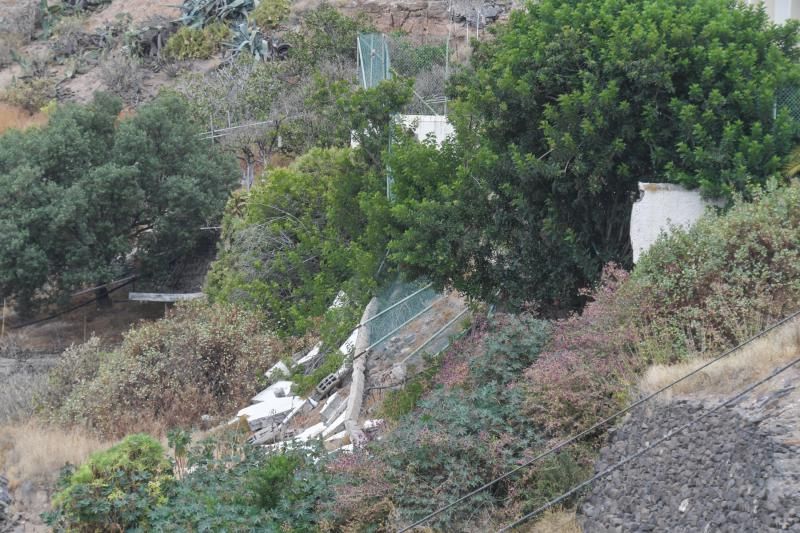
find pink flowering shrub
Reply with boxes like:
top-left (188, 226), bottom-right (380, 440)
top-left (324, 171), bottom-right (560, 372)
top-left (524, 264), bottom-right (644, 434)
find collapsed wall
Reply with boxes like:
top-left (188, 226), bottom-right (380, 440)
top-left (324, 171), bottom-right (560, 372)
top-left (580, 395), bottom-right (800, 532)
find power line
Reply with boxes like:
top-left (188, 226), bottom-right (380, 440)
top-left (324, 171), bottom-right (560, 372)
top-left (497, 352), bottom-right (800, 531)
top-left (398, 307), bottom-right (800, 531)
top-left (8, 277), bottom-right (138, 330)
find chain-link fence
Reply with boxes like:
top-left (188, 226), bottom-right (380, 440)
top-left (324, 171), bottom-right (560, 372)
top-left (362, 278), bottom-right (469, 390)
top-left (775, 86), bottom-right (800, 122)
top-left (357, 32), bottom-right (451, 116)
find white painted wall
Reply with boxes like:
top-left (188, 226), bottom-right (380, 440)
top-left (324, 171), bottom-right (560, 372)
top-left (397, 115), bottom-right (455, 146)
top-left (630, 182), bottom-right (721, 263)
top-left (748, 0), bottom-right (800, 23)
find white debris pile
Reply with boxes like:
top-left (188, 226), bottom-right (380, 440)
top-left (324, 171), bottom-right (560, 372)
top-left (232, 305), bottom-right (363, 451)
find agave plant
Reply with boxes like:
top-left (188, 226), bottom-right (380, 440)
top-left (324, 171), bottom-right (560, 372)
top-left (227, 21), bottom-right (289, 61)
top-left (180, 0), bottom-right (255, 28)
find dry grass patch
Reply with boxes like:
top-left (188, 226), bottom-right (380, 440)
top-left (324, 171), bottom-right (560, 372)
top-left (0, 420), bottom-right (112, 488)
top-left (0, 102), bottom-right (47, 134)
top-left (520, 508), bottom-right (582, 532)
top-left (640, 317), bottom-right (800, 399)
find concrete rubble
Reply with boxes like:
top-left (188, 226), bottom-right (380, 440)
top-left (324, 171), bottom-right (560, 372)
top-left (233, 284), bottom-right (469, 454)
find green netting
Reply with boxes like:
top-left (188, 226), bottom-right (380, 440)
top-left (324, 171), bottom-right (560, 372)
top-left (776, 86), bottom-right (800, 122)
top-left (357, 33), bottom-right (391, 90)
top-left (368, 279), bottom-right (439, 345)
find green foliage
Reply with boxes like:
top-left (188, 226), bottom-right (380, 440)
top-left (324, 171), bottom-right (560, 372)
top-left (180, 0), bottom-right (254, 28)
top-left (247, 454), bottom-right (300, 510)
top-left (291, 352), bottom-right (344, 397)
top-left (389, 0), bottom-right (800, 307)
top-left (164, 23), bottom-right (230, 60)
top-left (288, 4), bottom-right (375, 67)
top-left (0, 93), bottom-right (238, 314)
top-left (326, 314), bottom-right (559, 530)
top-left (379, 380), bottom-right (424, 421)
top-left (38, 301), bottom-right (306, 437)
top-left (45, 434), bottom-right (173, 532)
top-left (629, 179), bottom-right (800, 357)
top-left (148, 433), bottom-right (333, 531)
top-left (206, 146), bottom-right (392, 334)
top-left (251, 0), bottom-right (290, 31)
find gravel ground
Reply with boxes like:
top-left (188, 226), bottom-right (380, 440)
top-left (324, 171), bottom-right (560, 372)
top-left (580, 377), bottom-right (800, 532)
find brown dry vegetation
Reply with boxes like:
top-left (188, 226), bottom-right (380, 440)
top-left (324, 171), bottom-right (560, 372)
top-left (0, 421), bottom-right (111, 488)
top-left (639, 316), bottom-right (800, 399)
top-left (520, 509), bottom-right (582, 533)
top-left (0, 102), bottom-right (47, 134)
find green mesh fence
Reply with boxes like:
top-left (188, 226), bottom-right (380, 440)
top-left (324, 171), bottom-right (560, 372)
top-left (357, 33), bottom-right (390, 90)
top-left (387, 34), bottom-right (449, 115)
top-left (368, 279), bottom-right (440, 345)
top-left (776, 86), bottom-right (800, 122)
top-left (358, 32), bottom-right (451, 115)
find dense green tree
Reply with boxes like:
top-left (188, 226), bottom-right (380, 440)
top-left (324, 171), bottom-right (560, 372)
top-left (205, 78), bottom-right (411, 334)
top-left (389, 0), bottom-right (800, 306)
top-left (0, 93), bottom-right (238, 314)
top-left (206, 146), bottom-right (390, 334)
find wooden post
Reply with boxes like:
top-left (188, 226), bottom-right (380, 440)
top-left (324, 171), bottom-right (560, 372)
top-left (1, 298), bottom-right (6, 337)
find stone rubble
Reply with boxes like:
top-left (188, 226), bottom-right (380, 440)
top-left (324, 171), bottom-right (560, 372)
top-left (580, 388), bottom-right (800, 533)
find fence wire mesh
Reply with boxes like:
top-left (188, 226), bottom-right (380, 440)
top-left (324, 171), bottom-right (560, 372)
top-left (775, 86), bottom-right (800, 122)
top-left (358, 32), bottom-right (451, 116)
top-left (368, 279), bottom-right (440, 345)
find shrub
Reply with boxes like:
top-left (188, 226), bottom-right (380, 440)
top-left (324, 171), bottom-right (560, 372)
top-left (1, 78), bottom-right (56, 114)
top-left (45, 434), bottom-right (172, 532)
top-left (99, 51), bottom-right (144, 103)
top-left (251, 0), bottom-right (290, 31)
top-left (163, 23), bottom-right (230, 60)
top-left (247, 454), bottom-right (300, 510)
top-left (524, 264), bottom-right (643, 435)
top-left (0, 372), bottom-right (48, 424)
top-left (206, 147), bottom-right (389, 335)
top-left (39, 302), bottom-right (309, 437)
top-left (148, 434), bottom-right (333, 531)
top-left (324, 313), bottom-right (558, 530)
top-left (51, 15), bottom-right (86, 57)
top-left (629, 179), bottom-right (800, 357)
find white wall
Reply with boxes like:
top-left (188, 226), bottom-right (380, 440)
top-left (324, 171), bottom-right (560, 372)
top-left (630, 182), bottom-right (722, 263)
top-left (397, 115), bottom-right (455, 146)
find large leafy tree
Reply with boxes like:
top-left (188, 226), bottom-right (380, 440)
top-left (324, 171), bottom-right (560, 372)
top-left (0, 93), bottom-right (238, 314)
top-left (389, 0), bottom-right (800, 306)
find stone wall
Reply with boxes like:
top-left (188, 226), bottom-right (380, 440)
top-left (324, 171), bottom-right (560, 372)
top-left (580, 397), bottom-right (800, 532)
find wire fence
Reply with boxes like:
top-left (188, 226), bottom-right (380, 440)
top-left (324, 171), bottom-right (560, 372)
top-left (775, 86), bottom-right (800, 121)
top-left (357, 32), bottom-right (452, 116)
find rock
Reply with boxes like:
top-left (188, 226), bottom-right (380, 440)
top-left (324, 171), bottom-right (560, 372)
top-left (579, 400), bottom-right (800, 532)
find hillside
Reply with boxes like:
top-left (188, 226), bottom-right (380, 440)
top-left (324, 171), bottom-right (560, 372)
top-left (0, 0), bottom-right (507, 113)
top-left (2, 0), bottom-right (800, 531)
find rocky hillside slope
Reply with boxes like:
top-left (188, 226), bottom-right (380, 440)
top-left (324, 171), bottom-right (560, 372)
top-left (580, 324), bottom-right (800, 532)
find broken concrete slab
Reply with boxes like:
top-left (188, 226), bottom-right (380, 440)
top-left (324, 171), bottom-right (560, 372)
top-left (264, 360), bottom-right (289, 381)
top-left (237, 381), bottom-right (304, 431)
top-left (251, 380), bottom-right (293, 403)
top-left (320, 392), bottom-right (346, 424)
top-left (322, 410), bottom-right (348, 438)
top-left (296, 342), bottom-right (322, 367)
top-left (295, 422), bottom-right (326, 441)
